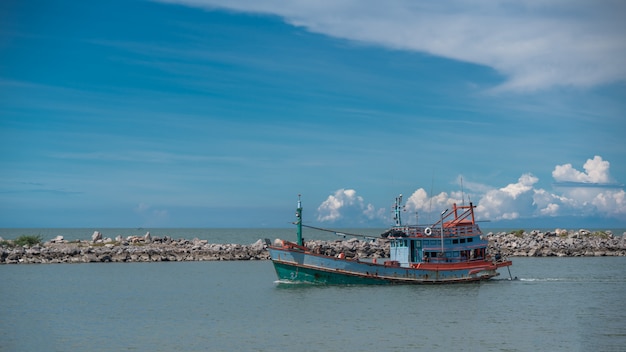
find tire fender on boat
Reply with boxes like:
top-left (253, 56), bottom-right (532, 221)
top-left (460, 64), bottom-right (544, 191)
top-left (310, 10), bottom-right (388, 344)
top-left (424, 227), bottom-right (432, 236)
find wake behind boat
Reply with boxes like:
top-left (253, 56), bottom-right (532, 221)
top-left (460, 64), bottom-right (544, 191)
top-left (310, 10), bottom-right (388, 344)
top-left (267, 195), bottom-right (513, 284)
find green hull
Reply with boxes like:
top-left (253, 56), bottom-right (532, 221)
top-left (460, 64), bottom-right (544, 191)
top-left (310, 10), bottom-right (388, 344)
top-left (273, 261), bottom-right (395, 285)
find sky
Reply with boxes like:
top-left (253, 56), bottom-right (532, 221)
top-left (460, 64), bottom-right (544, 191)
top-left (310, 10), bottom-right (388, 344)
top-left (1, 0), bottom-right (625, 228)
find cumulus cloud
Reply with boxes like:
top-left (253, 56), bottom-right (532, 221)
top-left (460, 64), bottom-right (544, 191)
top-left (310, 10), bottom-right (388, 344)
top-left (553, 155), bottom-right (612, 184)
top-left (316, 156), bottom-right (625, 225)
top-left (317, 188), bottom-right (383, 224)
top-left (403, 174), bottom-right (542, 222)
top-left (474, 174), bottom-right (539, 221)
top-left (405, 189), bottom-right (462, 214)
top-left (592, 190), bottom-right (626, 217)
top-left (532, 189), bottom-right (566, 217)
top-left (470, 162), bottom-right (624, 221)
top-left (549, 156), bottom-right (626, 216)
top-left (158, 0), bottom-right (626, 91)
top-left (500, 173), bottom-right (538, 199)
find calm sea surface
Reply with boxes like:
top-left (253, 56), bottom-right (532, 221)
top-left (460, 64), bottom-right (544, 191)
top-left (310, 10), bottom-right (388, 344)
top-left (1, 229), bottom-right (625, 351)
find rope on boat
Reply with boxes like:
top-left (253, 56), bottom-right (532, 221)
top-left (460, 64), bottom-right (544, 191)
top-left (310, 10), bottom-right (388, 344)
top-left (300, 224), bottom-right (379, 240)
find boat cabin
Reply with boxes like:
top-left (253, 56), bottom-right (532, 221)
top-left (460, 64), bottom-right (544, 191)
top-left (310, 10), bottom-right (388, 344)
top-left (389, 234), bottom-right (488, 267)
top-left (387, 202), bottom-right (489, 267)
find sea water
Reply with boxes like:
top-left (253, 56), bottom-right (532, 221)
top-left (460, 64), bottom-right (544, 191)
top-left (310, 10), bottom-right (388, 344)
top-left (1, 256), bottom-right (625, 351)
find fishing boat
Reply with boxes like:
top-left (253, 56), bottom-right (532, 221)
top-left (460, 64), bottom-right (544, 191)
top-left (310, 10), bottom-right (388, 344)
top-left (267, 195), bottom-right (513, 284)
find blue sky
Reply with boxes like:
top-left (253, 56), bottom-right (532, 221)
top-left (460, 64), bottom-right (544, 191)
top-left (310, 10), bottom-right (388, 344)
top-left (1, 0), bottom-right (625, 228)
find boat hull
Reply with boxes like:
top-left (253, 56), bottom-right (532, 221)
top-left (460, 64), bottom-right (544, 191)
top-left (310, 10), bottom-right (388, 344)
top-left (273, 261), bottom-right (391, 285)
top-left (268, 246), bottom-right (510, 285)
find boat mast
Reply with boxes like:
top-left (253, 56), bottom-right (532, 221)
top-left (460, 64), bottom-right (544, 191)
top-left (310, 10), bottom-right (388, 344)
top-left (440, 208), bottom-right (448, 255)
top-left (393, 194), bottom-right (403, 226)
top-left (296, 194), bottom-right (303, 246)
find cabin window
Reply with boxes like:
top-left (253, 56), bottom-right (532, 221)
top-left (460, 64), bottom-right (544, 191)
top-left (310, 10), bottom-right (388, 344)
top-left (468, 237), bottom-right (474, 243)
top-left (444, 239), bottom-right (451, 245)
top-left (460, 238), bottom-right (466, 244)
top-left (414, 240), bottom-right (421, 248)
top-left (452, 239), bottom-right (459, 244)
top-left (453, 252), bottom-right (459, 257)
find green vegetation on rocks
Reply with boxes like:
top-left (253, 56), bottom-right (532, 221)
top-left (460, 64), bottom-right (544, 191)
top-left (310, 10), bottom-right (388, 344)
top-left (1, 235), bottom-right (43, 248)
top-left (512, 229), bottom-right (525, 237)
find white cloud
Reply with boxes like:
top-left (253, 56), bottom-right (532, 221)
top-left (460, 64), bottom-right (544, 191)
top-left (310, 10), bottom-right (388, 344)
top-left (549, 156), bottom-right (626, 216)
top-left (158, 0), bottom-right (626, 91)
top-left (405, 189), bottom-right (462, 214)
top-left (499, 173), bottom-right (538, 199)
top-left (317, 188), bottom-right (382, 223)
top-left (533, 189), bottom-right (565, 217)
top-left (553, 155), bottom-right (612, 183)
top-left (316, 155), bottom-right (625, 225)
top-left (540, 203), bottom-right (560, 217)
top-left (592, 190), bottom-right (626, 216)
top-left (474, 173), bottom-right (539, 221)
top-left (473, 164), bottom-right (625, 221)
top-left (404, 188), bottom-right (429, 210)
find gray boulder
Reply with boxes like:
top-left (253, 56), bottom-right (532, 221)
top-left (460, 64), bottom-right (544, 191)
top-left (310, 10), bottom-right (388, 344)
top-left (91, 231), bottom-right (102, 243)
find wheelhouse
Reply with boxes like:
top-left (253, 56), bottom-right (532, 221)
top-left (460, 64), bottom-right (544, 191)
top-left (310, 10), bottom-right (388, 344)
top-left (388, 202), bottom-right (490, 267)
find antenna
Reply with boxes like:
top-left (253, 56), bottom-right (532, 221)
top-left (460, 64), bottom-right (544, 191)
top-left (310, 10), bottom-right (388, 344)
top-left (429, 174), bottom-right (434, 224)
top-left (460, 176), bottom-right (465, 205)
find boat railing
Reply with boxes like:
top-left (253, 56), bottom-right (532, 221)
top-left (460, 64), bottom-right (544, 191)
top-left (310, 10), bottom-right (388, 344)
top-left (395, 224), bottom-right (481, 238)
top-left (444, 224), bottom-right (481, 237)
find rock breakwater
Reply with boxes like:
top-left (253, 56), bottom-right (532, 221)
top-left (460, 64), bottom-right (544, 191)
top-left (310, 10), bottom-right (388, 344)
top-left (487, 229), bottom-right (626, 257)
top-left (1, 229), bottom-right (624, 264)
top-left (296, 229), bottom-right (625, 260)
top-left (1, 233), bottom-right (271, 264)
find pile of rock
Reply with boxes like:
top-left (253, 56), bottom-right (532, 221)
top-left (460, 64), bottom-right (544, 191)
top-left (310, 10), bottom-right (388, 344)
top-left (301, 230), bottom-right (626, 259)
top-left (1, 234), bottom-right (270, 264)
top-left (1, 229), bottom-right (624, 264)
top-left (487, 229), bottom-right (626, 257)
top-left (301, 237), bottom-right (389, 259)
